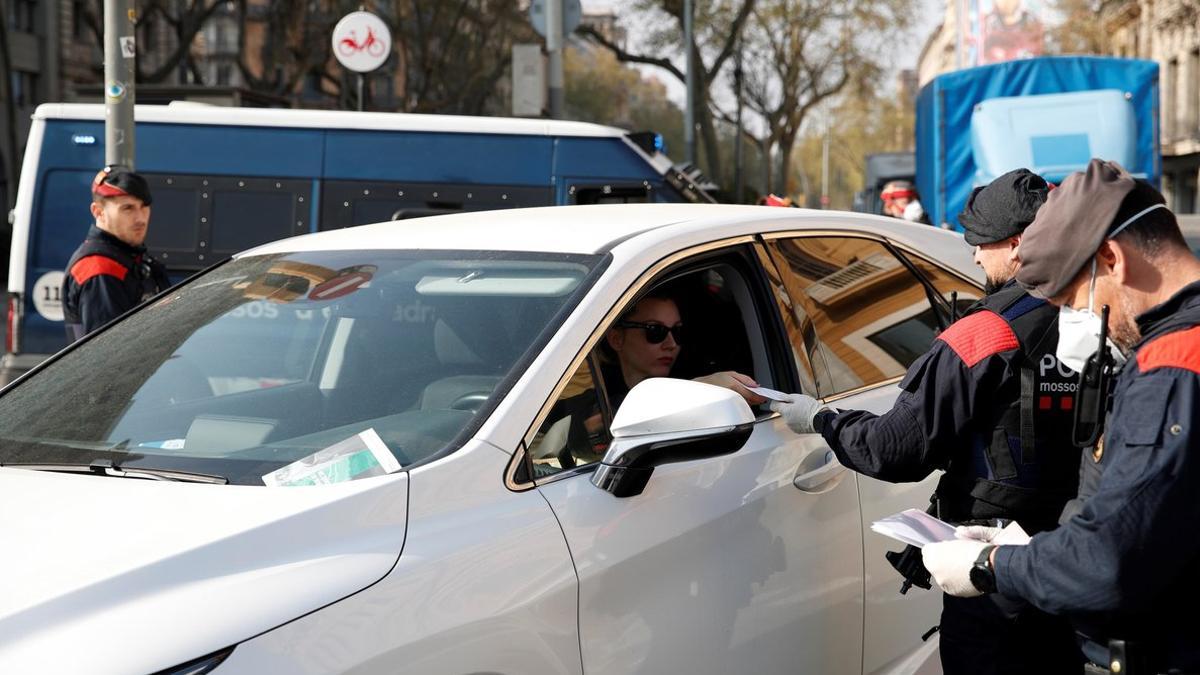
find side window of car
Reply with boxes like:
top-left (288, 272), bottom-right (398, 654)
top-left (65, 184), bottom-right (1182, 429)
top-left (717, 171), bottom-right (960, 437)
top-left (897, 249), bottom-right (983, 319)
top-left (527, 255), bottom-right (777, 480)
top-left (527, 356), bottom-right (612, 478)
top-left (764, 236), bottom-right (950, 397)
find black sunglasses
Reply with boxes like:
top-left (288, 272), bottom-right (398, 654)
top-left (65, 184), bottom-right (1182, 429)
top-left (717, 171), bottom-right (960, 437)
top-left (618, 320), bottom-right (684, 345)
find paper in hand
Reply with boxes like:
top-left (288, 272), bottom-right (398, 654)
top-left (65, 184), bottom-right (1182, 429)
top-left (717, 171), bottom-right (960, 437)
top-left (745, 385), bottom-right (792, 402)
top-left (992, 521), bottom-right (1031, 545)
top-left (871, 509), bottom-right (1034, 549)
top-left (870, 508), bottom-right (958, 548)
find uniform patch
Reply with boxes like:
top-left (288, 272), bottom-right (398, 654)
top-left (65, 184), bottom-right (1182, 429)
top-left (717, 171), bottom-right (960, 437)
top-left (1136, 325), bottom-right (1200, 375)
top-left (69, 255), bottom-right (128, 285)
top-left (937, 310), bottom-right (1020, 367)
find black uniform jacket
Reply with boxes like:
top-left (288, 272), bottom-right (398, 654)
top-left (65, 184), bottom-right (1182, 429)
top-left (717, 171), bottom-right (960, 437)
top-left (813, 281), bottom-right (1079, 531)
top-left (994, 281), bottom-right (1200, 670)
top-left (62, 225), bottom-right (169, 342)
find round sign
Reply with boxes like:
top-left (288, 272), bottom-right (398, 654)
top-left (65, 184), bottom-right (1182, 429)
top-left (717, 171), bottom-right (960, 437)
top-left (530, 0), bottom-right (582, 38)
top-left (308, 265), bottom-right (376, 301)
top-left (32, 271), bottom-right (65, 322)
top-left (331, 11), bottom-right (392, 73)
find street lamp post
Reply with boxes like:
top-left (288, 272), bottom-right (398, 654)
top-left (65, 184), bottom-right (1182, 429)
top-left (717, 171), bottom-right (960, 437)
top-left (546, 0), bottom-right (564, 119)
top-left (684, 0), bottom-right (695, 166)
top-left (734, 39), bottom-right (744, 203)
top-left (104, 0), bottom-right (137, 168)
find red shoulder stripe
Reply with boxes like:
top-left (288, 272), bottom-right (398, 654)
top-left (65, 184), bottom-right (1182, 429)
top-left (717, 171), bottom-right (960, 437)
top-left (1136, 325), bottom-right (1200, 375)
top-left (70, 255), bottom-right (127, 285)
top-left (936, 310), bottom-right (1019, 367)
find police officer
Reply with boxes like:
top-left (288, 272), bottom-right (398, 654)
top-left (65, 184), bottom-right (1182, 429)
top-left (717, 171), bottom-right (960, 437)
top-left (924, 159), bottom-right (1200, 673)
top-left (771, 169), bottom-right (1083, 674)
top-left (62, 166), bottom-right (169, 342)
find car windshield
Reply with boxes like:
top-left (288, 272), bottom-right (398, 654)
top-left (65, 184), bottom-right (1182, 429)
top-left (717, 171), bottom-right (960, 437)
top-left (0, 250), bottom-right (599, 485)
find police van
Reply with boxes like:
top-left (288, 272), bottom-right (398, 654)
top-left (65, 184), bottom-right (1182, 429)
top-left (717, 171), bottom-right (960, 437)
top-left (4, 103), bottom-right (707, 380)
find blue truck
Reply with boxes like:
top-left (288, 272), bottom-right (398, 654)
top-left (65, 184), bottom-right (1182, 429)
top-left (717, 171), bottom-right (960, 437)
top-left (914, 55), bottom-right (1160, 229)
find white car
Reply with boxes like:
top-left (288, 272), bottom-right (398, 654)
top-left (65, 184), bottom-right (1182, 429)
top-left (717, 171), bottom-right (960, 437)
top-left (0, 204), bottom-right (980, 675)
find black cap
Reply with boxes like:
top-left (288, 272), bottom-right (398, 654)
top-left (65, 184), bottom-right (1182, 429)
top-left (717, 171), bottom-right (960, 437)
top-left (92, 165), bottom-right (152, 206)
top-left (958, 168), bottom-right (1049, 246)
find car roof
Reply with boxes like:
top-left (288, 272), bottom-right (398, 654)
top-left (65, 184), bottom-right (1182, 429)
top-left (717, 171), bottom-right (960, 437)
top-left (241, 204), bottom-right (975, 272)
top-left (33, 103), bottom-right (628, 138)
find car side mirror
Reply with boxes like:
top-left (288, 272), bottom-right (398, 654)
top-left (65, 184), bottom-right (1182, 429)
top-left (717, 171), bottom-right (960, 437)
top-left (591, 378), bottom-right (755, 498)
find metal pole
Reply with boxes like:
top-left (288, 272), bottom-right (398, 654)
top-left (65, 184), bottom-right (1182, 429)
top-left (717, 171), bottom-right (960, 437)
top-left (684, 0), bottom-right (695, 166)
top-left (734, 40), bottom-right (744, 203)
top-left (0, 3), bottom-right (20, 212)
top-left (357, 73), bottom-right (364, 112)
top-left (546, 0), bottom-right (564, 118)
top-left (821, 123), bottom-right (830, 209)
top-left (104, 0), bottom-right (136, 168)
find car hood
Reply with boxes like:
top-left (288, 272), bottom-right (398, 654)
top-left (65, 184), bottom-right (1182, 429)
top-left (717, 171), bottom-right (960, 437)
top-left (0, 467), bottom-right (408, 674)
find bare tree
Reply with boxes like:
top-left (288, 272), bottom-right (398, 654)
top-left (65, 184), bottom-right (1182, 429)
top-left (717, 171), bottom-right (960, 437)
top-left (74, 0), bottom-right (229, 83)
top-left (579, 0), bottom-right (758, 182)
top-left (233, 0), bottom-right (340, 99)
top-left (391, 0), bottom-right (534, 114)
top-left (231, 1), bottom-right (530, 113)
top-left (741, 0), bottom-right (915, 194)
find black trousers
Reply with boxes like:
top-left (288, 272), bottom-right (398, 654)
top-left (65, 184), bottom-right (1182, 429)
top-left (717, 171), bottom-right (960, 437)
top-left (939, 594), bottom-right (1084, 675)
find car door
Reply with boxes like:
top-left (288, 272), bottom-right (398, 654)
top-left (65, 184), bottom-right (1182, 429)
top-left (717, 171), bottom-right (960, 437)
top-left (523, 245), bottom-right (865, 675)
top-left (760, 232), bottom-right (980, 672)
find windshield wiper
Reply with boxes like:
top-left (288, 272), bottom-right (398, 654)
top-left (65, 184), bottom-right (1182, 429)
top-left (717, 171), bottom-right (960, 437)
top-left (0, 459), bottom-right (228, 484)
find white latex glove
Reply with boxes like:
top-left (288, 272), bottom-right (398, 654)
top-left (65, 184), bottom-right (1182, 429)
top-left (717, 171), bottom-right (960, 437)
top-left (922, 539), bottom-right (989, 598)
top-left (769, 393), bottom-right (822, 434)
top-left (955, 525), bottom-right (1001, 543)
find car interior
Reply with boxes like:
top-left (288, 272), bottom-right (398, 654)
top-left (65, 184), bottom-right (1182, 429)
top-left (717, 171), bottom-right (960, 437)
top-left (526, 255), bottom-right (774, 478)
top-left (63, 256), bottom-right (590, 484)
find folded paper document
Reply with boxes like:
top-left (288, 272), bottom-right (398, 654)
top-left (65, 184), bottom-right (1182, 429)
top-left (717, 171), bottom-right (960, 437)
top-left (871, 508), bottom-right (1031, 548)
top-left (746, 385), bottom-right (792, 402)
top-left (871, 509), bottom-right (957, 548)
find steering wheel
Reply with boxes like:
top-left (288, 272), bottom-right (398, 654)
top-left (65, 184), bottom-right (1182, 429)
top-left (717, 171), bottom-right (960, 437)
top-left (449, 392), bottom-right (489, 412)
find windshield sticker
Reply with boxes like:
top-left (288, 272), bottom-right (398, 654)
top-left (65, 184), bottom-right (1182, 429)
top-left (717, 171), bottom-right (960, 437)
top-left (262, 428), bottom-right (400, 487)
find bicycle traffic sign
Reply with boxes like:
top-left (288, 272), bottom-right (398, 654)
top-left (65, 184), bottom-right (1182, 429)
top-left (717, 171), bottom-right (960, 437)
top-left (332, 11), bottom-right (391, 73)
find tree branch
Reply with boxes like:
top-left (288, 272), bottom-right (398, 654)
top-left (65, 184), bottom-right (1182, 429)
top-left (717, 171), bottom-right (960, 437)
top-left (578, 24), bottom-right (685, 82)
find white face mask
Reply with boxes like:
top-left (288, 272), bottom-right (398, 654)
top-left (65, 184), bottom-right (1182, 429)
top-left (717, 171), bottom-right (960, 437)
top-left (902, 200), bottom-right (925, 223)
top-left (1054, 202), bottom-right (1168, 372)
top-left (1055, 259), bottom-right (1127, 374)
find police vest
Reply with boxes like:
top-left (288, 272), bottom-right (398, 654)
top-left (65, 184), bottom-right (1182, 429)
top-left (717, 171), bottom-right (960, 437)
top-left (934, 285), bottom-right (1082, 534)
top-left (63, 233), bottom-right (168, 331)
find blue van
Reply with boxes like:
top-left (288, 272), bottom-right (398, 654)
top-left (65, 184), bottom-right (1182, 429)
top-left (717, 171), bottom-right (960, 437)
top-left (4, 103), bottom-right (708, 379)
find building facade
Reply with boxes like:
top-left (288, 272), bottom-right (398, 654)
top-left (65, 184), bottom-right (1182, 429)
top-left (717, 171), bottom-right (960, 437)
top-left (917, 3), bottom-right (959, 87)
top-left (1104, 0), bottom-right (1200, 213)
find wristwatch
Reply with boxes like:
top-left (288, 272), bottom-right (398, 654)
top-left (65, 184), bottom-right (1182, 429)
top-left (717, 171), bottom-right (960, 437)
top-left (969, 545), bottom-right (998, 594)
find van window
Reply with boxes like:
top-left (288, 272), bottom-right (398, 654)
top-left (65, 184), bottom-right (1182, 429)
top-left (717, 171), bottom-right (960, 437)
top-left (320, 181), bottom-right (554, 229)
top-left (569, 182), bottom-right (652, 205)
top-left (765, 236), bottom-right (949, 397)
